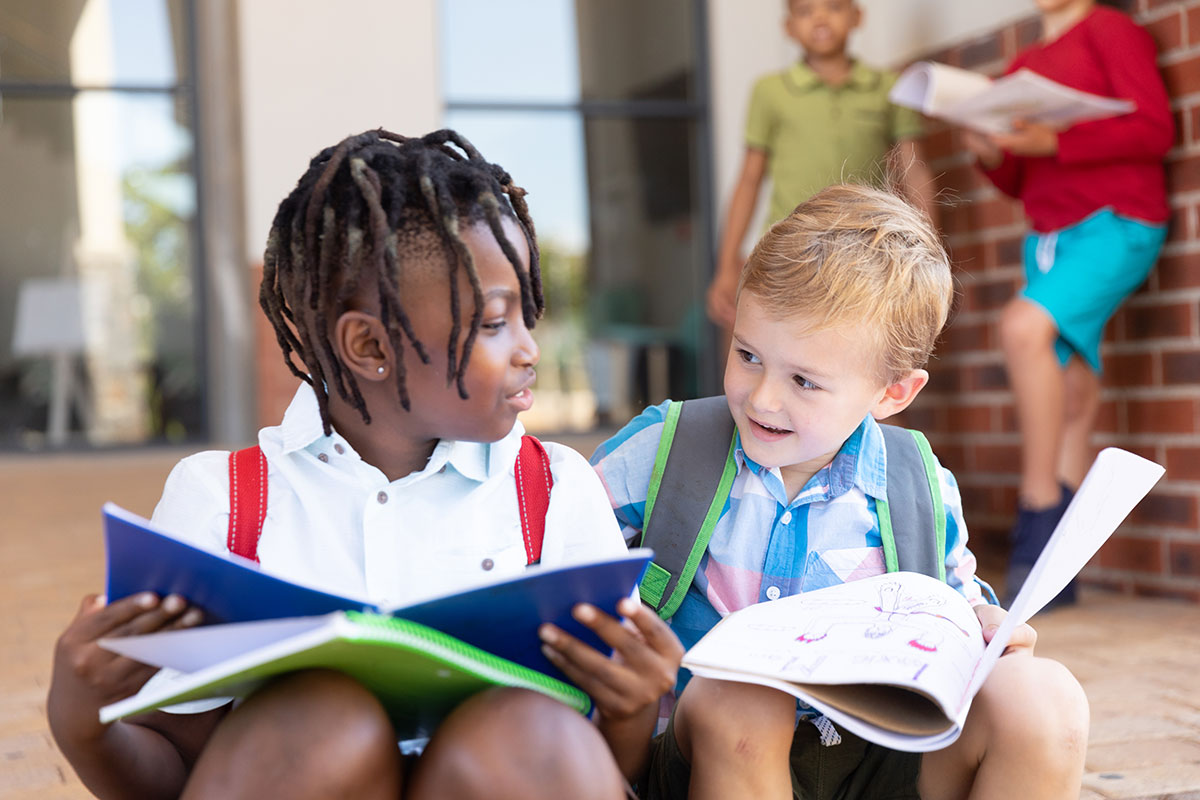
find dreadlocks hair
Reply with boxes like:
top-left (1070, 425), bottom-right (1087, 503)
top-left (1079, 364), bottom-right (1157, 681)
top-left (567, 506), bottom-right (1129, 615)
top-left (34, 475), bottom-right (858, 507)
top-left (260, 128), bottom-right (544, 436)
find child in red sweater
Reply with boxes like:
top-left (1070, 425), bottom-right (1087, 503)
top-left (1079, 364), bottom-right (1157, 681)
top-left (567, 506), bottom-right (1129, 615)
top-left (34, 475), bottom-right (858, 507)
top-left (964, 0), bottom-right (1172, 604)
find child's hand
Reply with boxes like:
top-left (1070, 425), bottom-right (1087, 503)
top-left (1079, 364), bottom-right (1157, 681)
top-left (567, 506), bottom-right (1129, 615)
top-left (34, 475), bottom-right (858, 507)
top-left (706, 269), bottom-right (739, 330)
top-left (974, 603), bottom-right (1037, 657)
top-left (48, 592), bottom-right (202, 748)
top-left (991, 119), bottom-right (1059, 158)
top-left (538, 596), bottom-right (683, 722)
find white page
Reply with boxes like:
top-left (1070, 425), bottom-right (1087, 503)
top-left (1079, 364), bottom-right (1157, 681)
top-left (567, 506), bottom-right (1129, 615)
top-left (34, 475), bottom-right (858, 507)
top-left (101, 615), bottom-right (335, 672)
top-left (942, 69), bottom-right (1134, 133)
top-left (961, 447), bottom-right (1164, 708)
top-left (890, 62), bottom-right (994, 115)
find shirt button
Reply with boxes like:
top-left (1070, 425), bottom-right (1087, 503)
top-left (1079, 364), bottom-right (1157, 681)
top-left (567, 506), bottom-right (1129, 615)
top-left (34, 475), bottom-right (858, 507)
top-left (334, 443), bottom-right (345, 455)
top-left (377, 491), bottom-right (388, 504)
top-left (766, 585), bottom-right (781, 601)
top-left (481, 558), bottom-right (494, 571)
top-left (317, 453), bottom-right (328, 463)
top-left (780, 511), bottom-right (792, 525)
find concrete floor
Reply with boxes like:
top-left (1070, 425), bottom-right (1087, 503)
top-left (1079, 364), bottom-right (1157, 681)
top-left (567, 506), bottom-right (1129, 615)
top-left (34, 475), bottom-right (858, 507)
top-left (1, 448), bottom-right (1198, 799)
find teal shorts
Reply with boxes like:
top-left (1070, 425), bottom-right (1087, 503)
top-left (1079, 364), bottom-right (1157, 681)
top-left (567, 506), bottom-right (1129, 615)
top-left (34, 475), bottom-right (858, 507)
top-left (1021, 208), bottom-right (1166, 373)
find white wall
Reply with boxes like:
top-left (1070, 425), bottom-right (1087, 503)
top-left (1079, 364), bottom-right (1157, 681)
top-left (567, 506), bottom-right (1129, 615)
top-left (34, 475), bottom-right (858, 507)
top-left (237, 0), bottom-right (441, 264)
top-left (706, 0), bottom-right (1037, 252)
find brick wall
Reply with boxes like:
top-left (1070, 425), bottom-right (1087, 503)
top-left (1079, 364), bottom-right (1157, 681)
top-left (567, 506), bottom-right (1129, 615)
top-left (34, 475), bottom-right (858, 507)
top-left (900, 0), bottom-right (1200, 601)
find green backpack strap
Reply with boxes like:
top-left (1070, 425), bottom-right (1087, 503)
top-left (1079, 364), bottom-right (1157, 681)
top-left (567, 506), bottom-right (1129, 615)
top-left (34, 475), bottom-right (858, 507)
top-left (639, 396), bottom-right (737, 619)
top-left (876, 425), bottom-right (946, 582)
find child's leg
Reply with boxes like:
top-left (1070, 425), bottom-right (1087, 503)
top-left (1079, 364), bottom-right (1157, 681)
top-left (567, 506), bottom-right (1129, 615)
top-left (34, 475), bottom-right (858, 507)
top-left (672, 676), bottom-right (795, 800)
top-left (919, 655), bottom-right (1089, 800)
top-left (998, 297), bottom-right (1066, 509)
top-left (408, 687), bottom-right (627, 800)
top-left (181, 669), bottom-right (403, 800)
top-left (1058, 358), bottom-right (1101, 488)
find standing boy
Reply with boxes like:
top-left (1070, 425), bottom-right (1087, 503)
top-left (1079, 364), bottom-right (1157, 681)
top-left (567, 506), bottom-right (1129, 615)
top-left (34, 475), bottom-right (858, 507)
top-left (593, 185), bottom-right (1089, 799)
top-left (707, 0), bottom-right (937, 334)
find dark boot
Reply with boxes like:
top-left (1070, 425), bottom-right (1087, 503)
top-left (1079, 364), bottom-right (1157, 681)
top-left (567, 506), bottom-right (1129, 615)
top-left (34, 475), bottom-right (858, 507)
top-left (1004, 484), bottom-right (1076, 608)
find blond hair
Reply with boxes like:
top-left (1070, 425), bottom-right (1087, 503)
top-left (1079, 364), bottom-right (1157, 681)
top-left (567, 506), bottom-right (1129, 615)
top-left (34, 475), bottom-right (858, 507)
top-left (739, 184), bottom-right (952, 384)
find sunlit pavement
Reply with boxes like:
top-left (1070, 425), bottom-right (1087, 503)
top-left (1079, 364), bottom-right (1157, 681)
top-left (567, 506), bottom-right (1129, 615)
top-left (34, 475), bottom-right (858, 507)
top-left (1, 449), bottom-right (1198, 800)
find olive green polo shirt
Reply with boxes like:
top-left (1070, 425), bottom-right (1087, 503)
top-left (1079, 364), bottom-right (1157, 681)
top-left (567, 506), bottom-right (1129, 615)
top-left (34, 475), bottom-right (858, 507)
top-left (745, 60), bottom-right (924, 225)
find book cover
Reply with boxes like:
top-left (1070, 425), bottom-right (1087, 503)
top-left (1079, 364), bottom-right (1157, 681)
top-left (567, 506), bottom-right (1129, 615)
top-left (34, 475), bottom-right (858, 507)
top-left (98, 610), bottom-right (591, 739)
top-left (102, 503), bottom-right (652, 681)
top-left (680, 447), bottom-right (1165, 752)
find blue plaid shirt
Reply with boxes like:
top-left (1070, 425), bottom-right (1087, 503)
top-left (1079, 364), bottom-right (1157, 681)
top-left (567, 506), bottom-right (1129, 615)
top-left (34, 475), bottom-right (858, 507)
top-left (591, 401), bottom-right (995, 670)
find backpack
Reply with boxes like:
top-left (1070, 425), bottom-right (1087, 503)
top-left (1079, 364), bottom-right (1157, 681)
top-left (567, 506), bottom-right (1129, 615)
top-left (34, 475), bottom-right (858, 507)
top-left (225, 435), bottom-right (554, 566)
top-left (635, 396), bottom-right (947, 619)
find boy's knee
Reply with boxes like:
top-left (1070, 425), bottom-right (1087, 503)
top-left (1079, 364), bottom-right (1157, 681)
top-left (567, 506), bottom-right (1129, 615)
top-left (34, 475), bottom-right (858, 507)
top-left (998, 300), bottom-right (1055, 354)
top-left (189, 669), bottom-right (400, 798)
top-left (675, 678), bottom-right (795, 760)
top-left (977, 656), bottom-right (1089, 753)
top-left (412, 688), bottom-right (623, 800)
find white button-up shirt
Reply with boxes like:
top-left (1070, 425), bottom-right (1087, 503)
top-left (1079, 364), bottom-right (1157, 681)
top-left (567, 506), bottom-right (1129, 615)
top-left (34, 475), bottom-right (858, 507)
top-left (151, 385), bottom-right (627, 608)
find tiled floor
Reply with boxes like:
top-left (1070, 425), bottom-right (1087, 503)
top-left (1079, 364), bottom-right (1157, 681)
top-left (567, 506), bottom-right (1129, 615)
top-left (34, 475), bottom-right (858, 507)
top-left (1, 449), bottom-right (1198, 799)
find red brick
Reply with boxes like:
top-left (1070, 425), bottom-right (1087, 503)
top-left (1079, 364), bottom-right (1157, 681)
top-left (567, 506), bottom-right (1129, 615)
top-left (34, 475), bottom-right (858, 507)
top-left (1163, 54), bottom-right (1200, 98)
top-left (965, 279), bottom-right (1015, 312)
top-left (941, 319), bottom-right (991, 353)
top-left (1015, 16), bottom-right (1042, 50)
top-left (1127, 398), bottom-right (1198, 433)
top-left (1189, 5), bottom-right (1200, 46)
top-left (1166, 445), bottom-right (1200, 480)
top-left (966, 363), bottom-right (1009, 392)
top-left (947, 404), bottom-right (994, 433)
top-left (1145, 9), bottom-right (1184, 51)
top-left (1167, 203), bottom-right (1192, 243)
top-left (921, 127), bottom-right (955, 162)
top-left (1103, 351), bottom-right (1157, 388)
top-left (967, 198), bottom-right (1019, 230)
top-left (1000, 404), bottom-right (1018, 432)
top-left (991, 236), bottom-right (1023, 268)
top-left (1128, 491), bottom-right (1199, 528)
top-left (1121, 302), bottom-right (1194, 340)
top-left (1131, 583), bottom-right (1200, 602)
top-left (1163, 350), bottom-right (1200, 384)
top-left (1190, 105), bottom-right (1200, 144)
top-left (972, 443), bottom-right (1020, 473)
top-left (1098, 535), bottom-right (1164, 574)
top-left (960, 34), bottom-right (1004, 69)
top-left (1170, 540), bottom-right (1200, 577)
top-left (1166, 152), bottom-right (1200, 194)
top-left (949, 242), bottom-right (984, 270)
top-left (1155, 251), bottom-right (1200, 290)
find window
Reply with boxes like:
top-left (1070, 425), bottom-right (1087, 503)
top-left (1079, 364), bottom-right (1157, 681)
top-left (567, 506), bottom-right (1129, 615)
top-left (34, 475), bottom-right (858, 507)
top-left (442, 0), bottom-right (715, 432)
top-left (0, 0), bottom-right (203, 448)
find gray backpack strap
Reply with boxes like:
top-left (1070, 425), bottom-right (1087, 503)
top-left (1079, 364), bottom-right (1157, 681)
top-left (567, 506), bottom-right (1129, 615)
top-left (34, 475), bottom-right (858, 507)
top-left (639, 396), bottom-right (738, 619)
top-left (877, 424), bottom-right (946, 582)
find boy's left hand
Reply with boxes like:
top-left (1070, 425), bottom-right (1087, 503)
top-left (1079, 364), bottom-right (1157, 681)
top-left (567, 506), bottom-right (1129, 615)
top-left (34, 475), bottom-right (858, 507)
top-left (538, 596), bottom-right (683, 722)
top-left (991, 119), bottom-right (1059, 157)
top-left (975, 603), bottom-right (1038, 657)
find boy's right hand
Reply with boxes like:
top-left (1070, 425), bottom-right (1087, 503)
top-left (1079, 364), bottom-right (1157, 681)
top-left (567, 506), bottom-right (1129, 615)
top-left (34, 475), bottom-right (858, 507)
top-left (48, 592), bottom-right (201, 748)
top-left (706, 266), bottom-right (739, 330)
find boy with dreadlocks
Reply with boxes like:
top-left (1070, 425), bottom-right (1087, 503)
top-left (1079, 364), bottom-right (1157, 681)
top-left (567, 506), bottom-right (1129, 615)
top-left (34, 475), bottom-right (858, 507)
top-left (47, 128), bottom-right (683, 800)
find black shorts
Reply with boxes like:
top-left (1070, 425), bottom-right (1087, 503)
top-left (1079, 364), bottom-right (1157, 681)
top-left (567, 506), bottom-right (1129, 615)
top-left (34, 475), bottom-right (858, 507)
top-left (638, 713), bottom-right (922, 800)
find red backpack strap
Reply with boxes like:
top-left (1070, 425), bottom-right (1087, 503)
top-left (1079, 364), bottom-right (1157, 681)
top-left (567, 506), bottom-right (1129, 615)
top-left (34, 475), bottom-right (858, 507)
top-left (515, 435), bottom-right (553, 565)
top-left (227, 445), bottom-right (268, 563)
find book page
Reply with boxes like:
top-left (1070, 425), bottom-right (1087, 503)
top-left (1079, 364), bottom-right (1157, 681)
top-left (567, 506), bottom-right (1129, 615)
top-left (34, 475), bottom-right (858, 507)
top-left (682, 572), bottom-right (985, 720)
top-left (941, 69), bottom-right (1134, 133)
top-left (963, 448), bottom-right (1165, 705)
top-left (890, 62), bottom-right (994, 115)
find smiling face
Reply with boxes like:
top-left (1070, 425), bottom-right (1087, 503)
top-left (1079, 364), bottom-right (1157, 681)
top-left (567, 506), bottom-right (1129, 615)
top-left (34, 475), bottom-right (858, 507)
top-left (724, 290), bottom-right (922, 497)
top-left (785, 0), bottom-right (861, 58)
top-left (397, 217), bottom-right (540, 444)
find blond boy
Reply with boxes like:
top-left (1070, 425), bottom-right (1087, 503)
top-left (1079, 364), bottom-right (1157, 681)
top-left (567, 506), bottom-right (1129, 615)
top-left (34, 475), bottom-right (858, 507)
top-left (592, 185), bottom-right (1089, 799)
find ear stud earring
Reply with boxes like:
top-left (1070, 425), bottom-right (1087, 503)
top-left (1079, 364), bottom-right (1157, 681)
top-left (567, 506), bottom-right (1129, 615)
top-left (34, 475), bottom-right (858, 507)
top-left (377, 366), bottom-right (385, 374)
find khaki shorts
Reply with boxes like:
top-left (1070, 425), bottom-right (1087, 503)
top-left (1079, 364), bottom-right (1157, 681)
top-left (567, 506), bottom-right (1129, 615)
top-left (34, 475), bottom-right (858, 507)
top-left (638, 712), bottom-right (922, 800)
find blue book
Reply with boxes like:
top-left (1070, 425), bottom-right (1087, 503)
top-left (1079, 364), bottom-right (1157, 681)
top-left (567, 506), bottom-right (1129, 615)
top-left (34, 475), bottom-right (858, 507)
top-left (102, 503), bottom-right (652, 681)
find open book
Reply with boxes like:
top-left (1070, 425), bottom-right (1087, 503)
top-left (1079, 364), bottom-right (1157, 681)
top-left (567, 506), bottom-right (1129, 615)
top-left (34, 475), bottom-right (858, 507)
top-left (97, 504), bottom-right (651, 729)
top-left (889, 61), bottom-right (1134, 134)
top-left (681, 447), bottom-right (1164, 752)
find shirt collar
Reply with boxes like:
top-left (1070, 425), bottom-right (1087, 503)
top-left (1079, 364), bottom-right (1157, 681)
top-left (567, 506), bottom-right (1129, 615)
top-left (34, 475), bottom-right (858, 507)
top-left (784, 59), bottom-right (880, 92)
top-left (733, 415), bottom-right (888, 504)
top-left (272, 383), bottom-right (521, 484)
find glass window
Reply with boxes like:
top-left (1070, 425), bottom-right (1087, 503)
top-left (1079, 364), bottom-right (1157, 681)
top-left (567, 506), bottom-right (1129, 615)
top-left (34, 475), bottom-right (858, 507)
top-left (0, 0), bottom-right (201, 449)
top-left (442, 0), bottom-right (712, 433)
